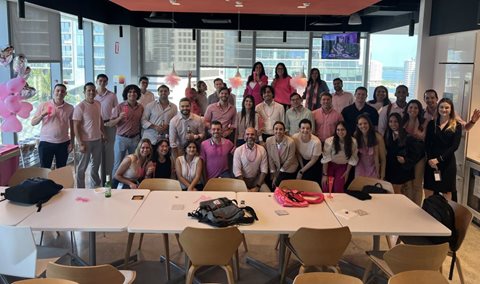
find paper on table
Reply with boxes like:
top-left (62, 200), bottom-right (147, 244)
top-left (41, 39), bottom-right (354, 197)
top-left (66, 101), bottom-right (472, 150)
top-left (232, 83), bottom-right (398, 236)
top-left (334, 209), bottom-right (358, 220)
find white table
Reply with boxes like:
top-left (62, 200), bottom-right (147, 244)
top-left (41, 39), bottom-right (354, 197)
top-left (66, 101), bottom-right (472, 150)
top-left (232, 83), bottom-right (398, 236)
top-left (128, 191), bottom-right (236, 234)
top-left (19, 188), bottom-right (150, 264)
top-left (0, 187), bottom-right (45, 226)
top-left (325, 193), bottom-right (451, 250)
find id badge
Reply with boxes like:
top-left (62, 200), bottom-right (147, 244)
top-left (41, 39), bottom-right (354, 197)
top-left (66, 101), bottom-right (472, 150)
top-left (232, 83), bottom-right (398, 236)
top-left (434, 170), bottom-right (441, 182)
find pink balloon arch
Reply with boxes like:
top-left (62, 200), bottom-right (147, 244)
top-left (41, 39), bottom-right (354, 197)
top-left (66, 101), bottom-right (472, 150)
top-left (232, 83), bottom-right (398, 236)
top-left (0, 46), bottom-right (34, 132)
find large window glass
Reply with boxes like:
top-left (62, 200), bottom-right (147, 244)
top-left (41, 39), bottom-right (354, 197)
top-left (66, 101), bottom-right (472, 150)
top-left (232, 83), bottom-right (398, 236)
top-left (93, 22), bottom-right (106, 77)
top-left (60, 15), bottom-right (85, 106)
top-left (368, 26), bottom-right (418, 99)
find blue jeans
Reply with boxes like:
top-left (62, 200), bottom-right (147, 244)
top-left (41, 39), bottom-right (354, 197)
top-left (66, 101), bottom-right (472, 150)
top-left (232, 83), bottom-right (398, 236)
top-left (111, 134), bottom-right (140, 181)
top-left (38, 140), bottom-right (70, 169)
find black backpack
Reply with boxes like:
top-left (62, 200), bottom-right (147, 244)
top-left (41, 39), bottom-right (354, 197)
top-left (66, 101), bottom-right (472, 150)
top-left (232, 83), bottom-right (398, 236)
top-left (0, 177), bottom-right (63, 212)
top-left (188, 197), bottom-right (258, 227)
top-left (422, 194), bottom-right (457, 249)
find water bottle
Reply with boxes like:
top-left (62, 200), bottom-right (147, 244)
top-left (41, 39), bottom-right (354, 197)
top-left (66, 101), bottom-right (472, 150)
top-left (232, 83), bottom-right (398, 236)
top-left (104, 175), bottom-right (112, 198)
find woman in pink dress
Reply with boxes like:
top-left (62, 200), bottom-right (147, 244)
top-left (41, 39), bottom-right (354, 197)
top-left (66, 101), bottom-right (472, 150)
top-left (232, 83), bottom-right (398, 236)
top-left (353, 114), bottom-right (386, 179)
top-left (272, 62), bottom-right (294, 110)
top-left (244, 61), bottom-right (268, 106)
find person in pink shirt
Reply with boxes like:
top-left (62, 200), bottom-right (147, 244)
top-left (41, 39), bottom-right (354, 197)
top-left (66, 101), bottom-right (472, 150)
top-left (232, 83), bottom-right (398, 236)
top-left (200, 121), bottom-right (235, 181)
top-left (185, 71), bottom-right (208, 116)
top-left (303, 68), bottom-right (329, 111)
top-left (204, 87), bottom-right (237, 141)
top-left (272, 62), bottom-right (295, 110)
top-left (312, 92), bottom-right (343, 143)
top-left (244, 61), bottom-right (268, 106)
top-left (137, 76), bottom-right (155, 107)
top-left (73, 82), bottom-right (105, 188)
top-left (331, 78), bottom-right (353, 113)
top-left (31, 83), bottom-right (74, 169)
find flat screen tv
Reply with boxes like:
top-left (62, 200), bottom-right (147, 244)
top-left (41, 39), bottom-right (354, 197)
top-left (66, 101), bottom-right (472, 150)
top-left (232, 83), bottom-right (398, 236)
top-left (321, 32), bottom-right (360, 59)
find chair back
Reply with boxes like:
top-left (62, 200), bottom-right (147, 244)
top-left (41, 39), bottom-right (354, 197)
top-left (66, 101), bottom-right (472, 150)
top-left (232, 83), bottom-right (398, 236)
top-left (289, 227), bottom-right (351, 266)
top-left (203, 178), bottom-right (247, 192)
top-left (0, 225), bottom-right (37, 278)
top-left (388, 270), bottom-right (449, 284)
top-left (179, 227), bottom-right (243, 266)
top-left (138, 178), bottom-right (182, 191)
top-left (13, 279), bottom-right (79, 284)
top-left (46, 263), bottom-right (126, 284)
top-left (8, 167), bottom-right (51, 186)
top-left (347, 176), bottom-right (394, 193)
top-left (279, 179), bottom-right (322, 192)
top-left (48, 166), bottom-right (74, 188)
top-left (448, 200), bottom-right (473, 252)
top-left (293, 272), bottom-right (362, 284)
top-left (384, 243), bottom-right (449, 274)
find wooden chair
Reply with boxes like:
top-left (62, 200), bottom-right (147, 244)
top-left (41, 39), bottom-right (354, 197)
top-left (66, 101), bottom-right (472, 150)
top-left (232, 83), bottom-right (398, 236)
top-left (47, 166), bottom-right (75, 189)
top-left (8, 167), bottom-right (51, 186)
top-left (388, 270), bottom-right (449, 284)
top-left (13, 279), bottom-right (78, 284)
top-left (347, 176), bottom-right (394, 193)
top-left (179, 227), bottom-right (243, 284)
top-left (124, 178), bottom-right (182, 280)
top-left (203, 178), bottom-right (248, 192)
top-left (46, 263), bottom-right (135, 284)
top-left (138, 178), bottom-right (182, 191)
top-left (204, 178), bottom-right (248, 253)
top-left (362, 243), bottom-right (449, 283)
top-left (400, 200), bottom-right (473, 283)
top-left (279, 179), bottom-right (322, 192)
top-left (293, 272), bottom-right (362, 284)
top-left (281, 227), bottom-right (352, 283)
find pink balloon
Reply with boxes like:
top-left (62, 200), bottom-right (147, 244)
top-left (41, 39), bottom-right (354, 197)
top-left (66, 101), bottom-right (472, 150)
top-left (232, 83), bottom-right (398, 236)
top-left (1, 115), bottom-right (22, 132)
top-left (0, 83), bottom-right (9, 100)
top-left (4, 95), bottom-right (22, 113)
top-left (17, 102), bottom-right (33, 118)
top-left (0, 100), bottom-right (13, 118)
top-left (6, 77), bottom-right (26, 94)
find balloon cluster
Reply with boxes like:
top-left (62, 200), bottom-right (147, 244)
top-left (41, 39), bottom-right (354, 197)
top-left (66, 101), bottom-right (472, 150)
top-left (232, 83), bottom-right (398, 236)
top-left (164, 64), bottom-right (181, 88)
top-left (0, 46), bottom-right (35, 132)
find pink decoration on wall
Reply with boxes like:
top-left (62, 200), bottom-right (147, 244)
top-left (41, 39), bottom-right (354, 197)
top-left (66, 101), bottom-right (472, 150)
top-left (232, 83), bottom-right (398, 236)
top-left (0, 83), bottom-right (9, 99)
top-left (4, 95), bottom-right (22, 113)
top-left (1, 115), bottom-right (22, 132)
top-left (164, 65), bottom-right (181, 87)
top-left (290, 75), bottom-right (308, 89)
top-left (6, 77), bottom-right (26, 94)
top-left (228, 67), bottom-right (243, 89)
top-left (0, 100), bottom-right (12, 118)
top-left (16, 102), bottom-right (33, 118)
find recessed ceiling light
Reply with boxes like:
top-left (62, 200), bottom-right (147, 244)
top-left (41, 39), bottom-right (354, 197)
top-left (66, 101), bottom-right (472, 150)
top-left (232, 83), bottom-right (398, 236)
top-left (297, 2), bottom-right (310, 9)
top-left (169, 0), bottom-right (181, 6)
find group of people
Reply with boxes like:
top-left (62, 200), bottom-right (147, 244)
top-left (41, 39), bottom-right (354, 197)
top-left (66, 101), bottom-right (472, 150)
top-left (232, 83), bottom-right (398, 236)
top-left (30, 62), bottom-right (480, 204)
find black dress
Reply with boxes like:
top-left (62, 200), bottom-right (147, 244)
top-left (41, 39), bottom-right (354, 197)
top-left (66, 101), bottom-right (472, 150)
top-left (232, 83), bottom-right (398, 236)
top-left (424, 120), bottom-right (462, 193)
top-left (153, 158), bottom-right (172, 178)
top-left (385, 135), bottom-right (424, 184)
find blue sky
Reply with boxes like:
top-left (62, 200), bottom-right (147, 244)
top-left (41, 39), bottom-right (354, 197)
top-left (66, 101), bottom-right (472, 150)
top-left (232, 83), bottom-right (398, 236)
top-left (370, 34), bottom-right (418, 67)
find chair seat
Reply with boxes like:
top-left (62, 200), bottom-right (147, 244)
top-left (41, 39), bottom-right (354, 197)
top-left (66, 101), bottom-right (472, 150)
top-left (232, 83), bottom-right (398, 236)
top-left (119, 270), bottom-right (136, 284)
top-left (365, 251), bottom-right (394, 277)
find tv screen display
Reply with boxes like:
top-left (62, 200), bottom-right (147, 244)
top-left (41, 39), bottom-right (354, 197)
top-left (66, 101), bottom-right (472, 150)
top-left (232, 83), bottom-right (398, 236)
top-left (321, 32), bottom-right (360, 59)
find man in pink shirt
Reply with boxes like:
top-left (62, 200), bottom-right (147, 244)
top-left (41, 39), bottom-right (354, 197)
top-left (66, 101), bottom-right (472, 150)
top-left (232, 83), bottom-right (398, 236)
top-left (107, 84), bottom-right (144, 185)
top-left (200, 121), bottom-right (235, 181)
top-left (73, 82), bottom-right (105, 188)
top-left (31, 83), bottom-right (74, 169)
top-left (331, 78), bottom-right (354, 113)
top-left (94, 74), bottom-right (118, 185)
top-left (313, 92), bottom-right (343, 142)
top-left (204, 87), bottom-right (237, 141)
top-left (137, 76), bottom-right (155, 107)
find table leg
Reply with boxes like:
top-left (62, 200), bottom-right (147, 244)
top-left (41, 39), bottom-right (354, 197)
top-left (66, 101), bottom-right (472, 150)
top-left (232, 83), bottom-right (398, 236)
top-left (89, 232), bottom-right (96, 265)
top-left (373, 235), bottom-right (380, 251)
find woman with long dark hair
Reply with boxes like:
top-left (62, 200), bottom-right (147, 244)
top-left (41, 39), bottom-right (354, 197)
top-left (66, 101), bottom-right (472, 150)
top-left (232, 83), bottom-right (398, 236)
top-left (303, 68), bottom-right (329, 111)
top-left (176, 141), bottom-right (203, 191)
top-left (353, 114), bottom-right (386, 179)
top-left (145, 139), bottom-right (175, 179)
top-left (368, 85), bottom-right (391, 112)
top-left (321, 121), bottom-right (358, 193)
top-left (236, 95), bottom-right (260, 146)
top-left (424, 98), bottom-right (462, 200)
top-left (244, 61), bottom-right (268, 106)
top-left (272, 62), bottom-right (295, 110)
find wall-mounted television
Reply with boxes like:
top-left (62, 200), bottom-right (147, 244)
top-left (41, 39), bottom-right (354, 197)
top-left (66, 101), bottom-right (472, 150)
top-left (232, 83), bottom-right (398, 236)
top-left (321, 32), bottom-right (360, 59)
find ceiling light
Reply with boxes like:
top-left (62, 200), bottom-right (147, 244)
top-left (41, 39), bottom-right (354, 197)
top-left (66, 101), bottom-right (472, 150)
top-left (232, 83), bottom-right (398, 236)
top-left (298, 2), bottom-right (310, 9)
top-left (145, 12), bottom-right (176, 24)
top-left (235, 1), bottom-right (243, 8)
top-left (169, 0), bottom-right (181, 6)
top-left (309, 21), bottom-right (342, 26)
top-left (348, 13), bottom-right (362, 25)
top-left (202, 18), bottom-right (232, 24)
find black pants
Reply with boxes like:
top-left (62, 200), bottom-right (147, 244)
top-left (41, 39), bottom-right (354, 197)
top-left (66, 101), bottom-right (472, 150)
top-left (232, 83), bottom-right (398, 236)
top-left (38, 140), bottom-right (70, 169)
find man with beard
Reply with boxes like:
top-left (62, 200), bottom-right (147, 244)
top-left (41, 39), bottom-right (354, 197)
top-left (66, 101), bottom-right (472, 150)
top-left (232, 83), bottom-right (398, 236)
top-left (233, 127), bottom-right (268, 192)
top-left (200, 121), bottom-right (235, 181)
top-left (331, 78), bottom-right (353, 113)
top-left (141, 85), bottom-right (178, 146)
top-left (169, 97), bottom-right (205, 159)
top-left (204, 86), bottom-right (237, 142)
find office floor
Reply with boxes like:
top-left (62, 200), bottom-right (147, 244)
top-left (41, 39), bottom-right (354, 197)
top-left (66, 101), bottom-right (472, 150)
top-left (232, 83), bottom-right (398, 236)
top-left (34, 222), bottom-right (480, 284)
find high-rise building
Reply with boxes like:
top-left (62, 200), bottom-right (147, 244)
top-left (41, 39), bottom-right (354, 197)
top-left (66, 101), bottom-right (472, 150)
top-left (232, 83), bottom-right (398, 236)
top-left (404, 58), bottom-right (416, 94)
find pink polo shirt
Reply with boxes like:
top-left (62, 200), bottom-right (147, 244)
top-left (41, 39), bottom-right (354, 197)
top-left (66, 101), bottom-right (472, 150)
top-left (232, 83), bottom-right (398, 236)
top-left (185, 88), bottom-right (202, 116)
top-left (273, 76), bottom-right (295, 106)
top-left (73, 100), bottom-right (102, 141)
top-left (204, 102), bottom-right (237, 132)
top-left (36, 101), bottom-right (74, 143)
top-left (312, 108), bottom-right (343, 142)
top-left (94, 89), bottom-right (118, 121)
top-left (332, 91), bottom-right (354, 113)
top-left (200, 138), bottom-right (235, 180)
top-left (111, 102), bottom-right (144, 136)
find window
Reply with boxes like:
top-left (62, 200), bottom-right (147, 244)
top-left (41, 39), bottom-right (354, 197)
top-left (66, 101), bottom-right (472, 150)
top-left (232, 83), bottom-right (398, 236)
top-left (93, 23), bottom-right (106, 77)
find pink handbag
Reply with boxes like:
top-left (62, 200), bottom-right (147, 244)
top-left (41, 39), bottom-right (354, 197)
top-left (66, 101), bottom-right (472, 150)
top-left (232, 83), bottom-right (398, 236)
top-left (274, 187), bottom-right (325, 207)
